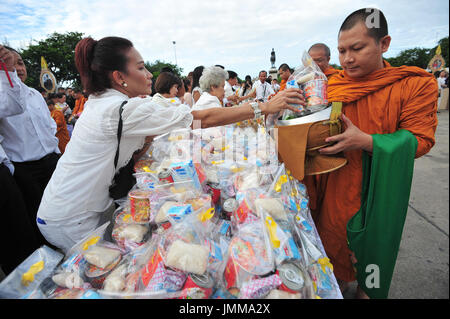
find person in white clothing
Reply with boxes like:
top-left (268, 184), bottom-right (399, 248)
top-left (192, 66), bottom-right (227, 111)
top-left (252, 70), bottom-right (275, 102)
top-left (0, 45), bottom-right (60, 248)
top-left (36, 36), bottom-right (306, 253)
top-left (224, 70), bottom-right (239, 106)
top-left (0, 45), bottom-right (41, 273)
top-left (191, 65), bottom-right (204, 104)
top-left (152, 72), bottom-right (183, 107)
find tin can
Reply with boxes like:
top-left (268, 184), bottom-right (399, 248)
top-left (222, 198), bottom-right (238, 220)
top-left (180, 272), bottom-right (214, 299)
top-left (158, 168), bottom-right (174, 184)
top-left (84, 255), bottom-right (122, 289)
top-left (128, 189), bottom-right (151, 223)
top-left (277, 262), bottom-right (305, 294)
top-left (205, 182), bottom-right (221, 205)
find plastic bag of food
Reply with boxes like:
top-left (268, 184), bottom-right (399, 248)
top-left (111, 205), bottom-right (151, 252)
top-left (157, 216), bottom-right (210, 276)
top-left (0, 245), bottom-right (64, 299)
top-left (282, 51), bottom-right (328, 120)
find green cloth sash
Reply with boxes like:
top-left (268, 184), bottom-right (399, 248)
top-left (347, 129), bottom-right (418, 299)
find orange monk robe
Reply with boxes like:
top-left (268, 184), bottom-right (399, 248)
top-left (323, 66), bottom-right (340, 80)
top-left (279, 79), bottom-right (287, 92)
top-left (303, 61), bottom-right (438, 282)
top-left (73, 96), bottom-right (87, 117)
top-left (50, 109), bottom-right (70, 154)
top-left (268, 79), bottom-right (287, 101)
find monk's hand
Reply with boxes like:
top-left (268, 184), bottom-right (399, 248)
top-left (261, 88), bottom-right (305, 114)
top-left (319, 114), bottom-right (373, 154)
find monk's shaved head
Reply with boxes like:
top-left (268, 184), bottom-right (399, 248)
top-left (339, 8), bottom-right (388, 42)
top-left (308, 43), bottom-right (331, 58)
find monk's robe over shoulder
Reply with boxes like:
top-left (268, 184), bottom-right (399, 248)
top-left (324, 66), bottom-right (340, 80)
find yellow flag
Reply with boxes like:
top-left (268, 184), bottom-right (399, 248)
top-left (436, 45), bottom-right (442, 56)
top-left (41, 56), bottom-right (48, 70)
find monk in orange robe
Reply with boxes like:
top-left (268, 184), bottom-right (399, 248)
top-left (303, 8), bottom-right (437, 298)
top-left (308, 43), bottom-right (340, 79)
top-left (68, 89), bottom-right (87, 124)
top-left (268, 63), bottom-right (292, 100)
top-left (47, 100), bottom-right (70, 154)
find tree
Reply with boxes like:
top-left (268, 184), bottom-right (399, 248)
top-left (385, 47), bottom-right (432, 68)
top-left (145, 60), bottom-right (183, 79)
top-left (19, 32), bottom-right (84, 89)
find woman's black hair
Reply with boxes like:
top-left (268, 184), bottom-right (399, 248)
top-left (191, 65), bottom-right (204, 90)
top-left (75, 36), bottom-right (133, 95)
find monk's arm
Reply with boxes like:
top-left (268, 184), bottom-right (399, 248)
top-left (398, 77), bottom-right (438, 158)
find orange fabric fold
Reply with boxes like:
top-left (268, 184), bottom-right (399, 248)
top-left (305, 61), bottom-right (438, 282)
top-left (51, 109), bottom-right (70, 154)
top-left (324, 66), bottom-right (340, 80)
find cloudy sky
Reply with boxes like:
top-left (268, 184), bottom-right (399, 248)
top-left (1, 0), bottom-right (448, 78)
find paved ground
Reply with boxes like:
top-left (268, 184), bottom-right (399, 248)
top-left (343, 110), bottom-right (449, 299)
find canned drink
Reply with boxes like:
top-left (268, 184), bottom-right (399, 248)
top-left (128, 189), bottom-right (151, 223)
top-left (277, 262), bottom-right (305, 294)
top-left (222, 198), bottom-right (238, 220)
top-left (158, 168), bottom-right (174, 184)
top-left (180, 272), bottom-right (214, 299)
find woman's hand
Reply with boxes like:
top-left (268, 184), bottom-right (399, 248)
top-left (260, 88), bottom-right (305, 115)
top-left (133, 136), bottom-right (154, 161)
top-left (319, 114), bottom-right (373, 154)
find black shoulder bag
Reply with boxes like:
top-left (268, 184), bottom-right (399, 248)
top-left (108, 101), bottom-right (137, 200)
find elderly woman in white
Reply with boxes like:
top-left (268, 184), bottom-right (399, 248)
top-left (192, 66), bottom-right (227, 111)
top-left (36, 36), bottom-right (305, 253)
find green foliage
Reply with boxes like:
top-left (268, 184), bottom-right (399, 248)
top-left (385, 37), bottom-right (448, 69)
top-left (385, 47), bottom-right (432, 68)
top-left (330, 63), bottom-right (342, 70)
top-left (144, 60), bottom-right (183, 79)
top-left (19, 32), bottom-right (84, 89)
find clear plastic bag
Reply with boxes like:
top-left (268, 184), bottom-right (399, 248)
top-left (282, 51), bottom-right (328, 120)
top-left (0, 245), bottom-right (64, 299)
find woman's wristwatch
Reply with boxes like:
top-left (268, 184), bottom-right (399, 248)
top-left (250, 101), bottom-right (262, 119)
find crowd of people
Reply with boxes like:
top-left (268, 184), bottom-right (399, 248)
top-left (0, 7), bottom-right (440, 299)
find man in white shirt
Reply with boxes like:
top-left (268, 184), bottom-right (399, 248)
top-left (0, 46), bottom-right (60, 248)
top-left (252, 70), bottom-right (275, 102)
top-left (224, 70), bottom-right (239, 106)
top-left (0, 45), bottom-right (41, 274)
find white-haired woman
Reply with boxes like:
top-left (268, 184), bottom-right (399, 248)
top-left (192, 66), bottom-right (227, 111)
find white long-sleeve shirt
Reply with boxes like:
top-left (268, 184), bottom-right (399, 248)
top-left (0, 70), bottom-right (28, 173)
top-left (252, 80), bottom-right (275, 102)
top-left (0, 70), bottom-right (59, 162)
top-left (37, 89), bottom-right (193, 222)
top-left (192, 92), bottom-right (222, 111)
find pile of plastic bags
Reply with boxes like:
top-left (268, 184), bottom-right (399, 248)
top-left (0, 123), bottom-right (342, 299)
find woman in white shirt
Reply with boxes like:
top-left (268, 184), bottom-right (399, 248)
top-left (151, 72), bottom-right (182, 107)
top-left (192, 66), bottom-right (226, 111)
top-left (36, 36), bottom-right (305, 253)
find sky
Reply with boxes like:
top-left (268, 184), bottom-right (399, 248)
top-left (1, 0), bottom-right (449, 79)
